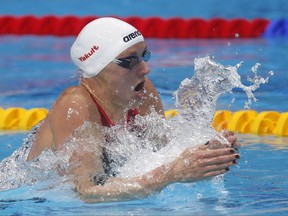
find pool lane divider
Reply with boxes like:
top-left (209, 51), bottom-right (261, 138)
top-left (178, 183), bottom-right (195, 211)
top-left (0, 15), bottom-right (287, 38)
top-left (0, 107), bottom-right (48, 131)
top-left (0, 107), bottom-right (287, 136)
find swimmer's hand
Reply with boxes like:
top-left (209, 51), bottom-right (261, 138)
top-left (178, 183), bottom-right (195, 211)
top-left (204, 130), bottom-right (241, 151)
top-left (169, 146), bottom-right (239, 183)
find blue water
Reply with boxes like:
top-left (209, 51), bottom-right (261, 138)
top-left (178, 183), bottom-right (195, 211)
top-left (1, 36), bottom-right (288, 112)
top-left (1, 0), bottom-right (288, 19)
top-left (1, 0), bottom-right (288, 215)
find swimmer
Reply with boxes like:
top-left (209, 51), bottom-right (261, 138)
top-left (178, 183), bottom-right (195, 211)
top-left (26, 17), bottom-right (240, 202)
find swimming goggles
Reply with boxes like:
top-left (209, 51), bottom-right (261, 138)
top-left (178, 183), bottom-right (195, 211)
top-left (112, 49), bottom-right (151, 69)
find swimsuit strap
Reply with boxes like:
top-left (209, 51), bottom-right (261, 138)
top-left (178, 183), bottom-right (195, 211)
top-left (91, 96), bottom-right (114, 127)
top-left (88, 91), bottom-right (139, 127)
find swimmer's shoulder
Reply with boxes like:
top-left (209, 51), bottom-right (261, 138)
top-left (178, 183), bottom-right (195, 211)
top-left (51, 86), bottom-right (101, 123)
top-left (54, 86), bottom-right (91, 107)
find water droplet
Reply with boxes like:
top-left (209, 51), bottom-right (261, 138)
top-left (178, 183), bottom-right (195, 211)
top-left (197, 193), bottom-right (203, 201)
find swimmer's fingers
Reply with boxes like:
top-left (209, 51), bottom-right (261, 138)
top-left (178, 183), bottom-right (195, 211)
top-left (211, 140), bottom-right (230, 149)
top-left (202, 168), bottom-right (229, 178)
top-left (197, 148), bottom-right (237, 159)
top-left (232, 142), bottom-right (241, 151)
top-left (199, 141), bottom-right (229, 150)
top-left (209, 131), bottom-right (241, 150)
top-left (202, 159), bottom-right (237, 178)
top-left (184, 148), bottom-right (239, 168)
top-left (201, 155), bottom-right (239, 178)
top-left (226, 135), bottom-right (236, 145)
top-left (221, 130), bottom-right (241, 149)
top-left (222, 130), bottom-right (234, 137)
top-left (201, 153), bottom-right (239, 166)
top-left (225, 137), bottom-right (241, 151)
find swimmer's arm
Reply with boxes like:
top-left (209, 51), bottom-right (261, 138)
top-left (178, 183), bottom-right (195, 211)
top-left (75, 162), bottom-right (171, 203)
top-left (76, 147), bottom-right (238, 203)
top-left (138, 78), bottom-right (165, 117)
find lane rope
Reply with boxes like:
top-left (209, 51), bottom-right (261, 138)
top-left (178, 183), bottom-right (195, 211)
top-left (0, 107), bottom-right (287, 136)
top-left (0, 15), bottom-right (273, 38)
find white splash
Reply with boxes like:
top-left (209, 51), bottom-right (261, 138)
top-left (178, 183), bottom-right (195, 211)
top-left (112, 56), bottom-right (272, 177)
top-left (175, 56), bottom-right (271, 124)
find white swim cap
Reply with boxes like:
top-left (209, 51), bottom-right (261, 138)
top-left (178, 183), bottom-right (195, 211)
top-left (70, 17), bottom-right (144, 78)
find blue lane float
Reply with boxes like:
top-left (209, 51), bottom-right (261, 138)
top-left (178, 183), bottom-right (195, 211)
top-left (263, 19), bottom-right (288, 37)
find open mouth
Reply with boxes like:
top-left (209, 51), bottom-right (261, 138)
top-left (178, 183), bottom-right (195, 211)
top-left (134, 81), bottom-right (145, 92)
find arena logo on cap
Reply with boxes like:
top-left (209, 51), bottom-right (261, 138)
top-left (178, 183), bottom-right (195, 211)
top-left (123, 31), bottom-right (142, 43)
top-left (78, 45), bottom-right (99, 62)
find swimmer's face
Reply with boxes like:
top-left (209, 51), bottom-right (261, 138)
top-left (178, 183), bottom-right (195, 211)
top-left (100, 42), bottom-right (150, 108)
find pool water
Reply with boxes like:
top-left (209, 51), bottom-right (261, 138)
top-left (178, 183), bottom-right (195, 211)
top-left (1, 0), bottom-right (288, 19)
top-left (1, 0), bottom-right (288, 215)
top-left (1, 35), bottom-right (288, 216)
top-left (1, 36), bottom-right (288, 111)
top-left (0, 134), bottom-right (288, 215)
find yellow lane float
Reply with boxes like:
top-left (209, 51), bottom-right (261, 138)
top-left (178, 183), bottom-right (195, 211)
top-left (0, 107), bottom-right (48, 131)
top-left (0, 107), bottom-right (287, 136)
top-left (165, 109), bottom-right (288, 136)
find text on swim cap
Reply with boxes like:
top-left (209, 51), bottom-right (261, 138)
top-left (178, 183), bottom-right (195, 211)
top-left (123, 31), bottom-right (142, 43)
top-left (78, 45), bottom-right (99, 62)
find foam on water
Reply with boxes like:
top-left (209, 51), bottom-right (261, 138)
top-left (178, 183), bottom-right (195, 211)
top-left (0, 56), bottom-right (272, 192)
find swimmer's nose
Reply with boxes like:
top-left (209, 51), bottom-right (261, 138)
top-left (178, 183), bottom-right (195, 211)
top-left (136, 61), bottom-right (150, 77)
